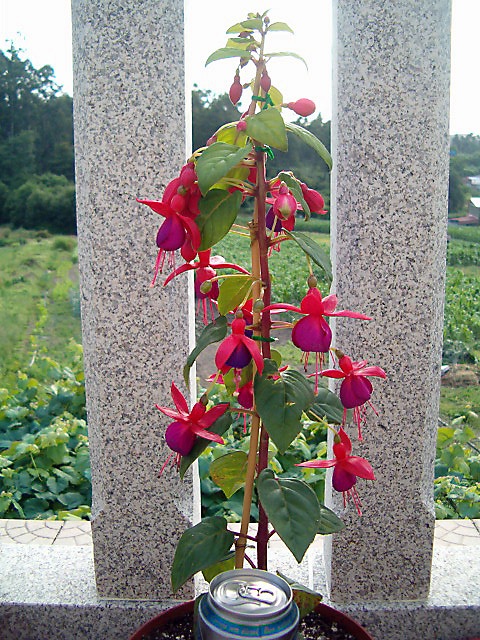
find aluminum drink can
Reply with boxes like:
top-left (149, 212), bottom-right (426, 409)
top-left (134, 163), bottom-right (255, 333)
top-left (198, 569), bottom-right (299, 640)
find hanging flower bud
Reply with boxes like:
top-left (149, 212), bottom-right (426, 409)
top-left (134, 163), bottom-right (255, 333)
top-left (301, 183), bottom-right (326, 214)
top-left (260, 71), bottom-right (271, 92)
top-left (287, 98), bottom-right (316, 117)
top-left (229, 74), bottom-right (243, 105)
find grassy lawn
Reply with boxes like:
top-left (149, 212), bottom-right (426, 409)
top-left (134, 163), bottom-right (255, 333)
top-left (0, 227), bottom-right (81, 385)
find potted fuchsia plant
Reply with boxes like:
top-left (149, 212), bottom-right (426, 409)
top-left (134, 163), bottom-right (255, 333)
top-left (133, 11), bottom-right (385, 640)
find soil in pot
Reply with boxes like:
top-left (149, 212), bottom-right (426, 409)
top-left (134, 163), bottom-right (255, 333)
top-left (137, 610), bottom-right (365, 640)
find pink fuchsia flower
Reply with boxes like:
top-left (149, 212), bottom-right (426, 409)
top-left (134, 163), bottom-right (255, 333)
top-left (155, 383), bottom-right (229, 459)
top-left (215, 316), bottom-right (264, 376)
top-left (297, 428), bottom-right (375, 515)
top-left (163, 250), bottom-right (250, 324)
top-left (321, 353), bottom-right (386, 440)
top-left (264, 287), bottom-right (371, 392)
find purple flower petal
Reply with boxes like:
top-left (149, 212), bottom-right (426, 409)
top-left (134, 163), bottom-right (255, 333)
top-left (225, 342), bottom-right (252, 369)
top-left (332, 465), bottom-right (357, 492)
top-left (156, 214), bottom-right (185, 250)
top-left (292, 315), bottom-right (332, 353)
top-left (340, 376), bottom-right (373, 409)
top-left (266, 207), bottom-right (282, 232)
top-left (165, 421), bottom-right (196, 455)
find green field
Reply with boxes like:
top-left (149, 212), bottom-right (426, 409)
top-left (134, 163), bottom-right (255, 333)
top-left (0, 224), bottom-right (478, 520)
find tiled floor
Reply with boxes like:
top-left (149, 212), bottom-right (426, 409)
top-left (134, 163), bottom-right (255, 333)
top-left (0, 518), bottom-right (479, 547)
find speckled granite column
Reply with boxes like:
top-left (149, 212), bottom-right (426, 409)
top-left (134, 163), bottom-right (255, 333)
top-left (72, 0), bottom-right (196, 599)
top-left (327, 1), bottom-right (451, 601)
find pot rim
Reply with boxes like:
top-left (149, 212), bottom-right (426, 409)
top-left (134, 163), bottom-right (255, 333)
top-left (129, 598), bottom-right (375, 640)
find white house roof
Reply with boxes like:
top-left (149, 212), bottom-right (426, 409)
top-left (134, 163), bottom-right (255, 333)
top-left (471, 197), bottom-right (480, 208)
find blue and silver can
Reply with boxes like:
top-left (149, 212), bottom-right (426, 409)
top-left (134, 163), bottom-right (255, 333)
top-left (198, 569), bottom-right (299, 640)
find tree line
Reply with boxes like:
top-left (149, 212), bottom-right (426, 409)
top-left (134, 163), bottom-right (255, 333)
top-left (0, 46), bottom-right (478, 234)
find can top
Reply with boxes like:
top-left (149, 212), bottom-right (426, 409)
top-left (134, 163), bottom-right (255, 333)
top-left (209, 569), bottom-right (292, 618)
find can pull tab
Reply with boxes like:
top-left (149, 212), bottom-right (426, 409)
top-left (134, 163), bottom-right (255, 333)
top-left (237, 583), bottom-right (276, 605)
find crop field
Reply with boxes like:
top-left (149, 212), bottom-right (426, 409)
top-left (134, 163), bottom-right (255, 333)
top-left (0, 224), bottom-right (478, 520)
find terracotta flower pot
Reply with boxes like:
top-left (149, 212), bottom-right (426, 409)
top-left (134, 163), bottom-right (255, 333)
top-left (129, 599), bottom-right (374, 640)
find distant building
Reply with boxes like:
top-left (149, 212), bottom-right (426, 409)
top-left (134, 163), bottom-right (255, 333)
top-left (465, 175), bottom-right (480, 190)
top-left (448, 197), bottom-right (480, 226)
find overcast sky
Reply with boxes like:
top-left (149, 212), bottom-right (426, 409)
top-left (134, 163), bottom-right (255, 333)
top-left (0, 0), bottom-right (478, 136)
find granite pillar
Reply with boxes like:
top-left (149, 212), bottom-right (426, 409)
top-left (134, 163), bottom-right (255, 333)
top-left (72, 0), bottom-right (196, 599)
top-left (327, 0), bottom-right (451, 601)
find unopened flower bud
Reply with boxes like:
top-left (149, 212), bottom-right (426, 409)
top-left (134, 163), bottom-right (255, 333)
top-left (236, 120), bottom-right (247, 132)
top-left (287, 98), bottom-right (316, 117)
top-left (301, 183), bottom-right (325, 214)
top-left (260, 71), bottom-right (271, 93)
top-left (239, 31), bottom-right (250, 38)
top-left (253, 298), bottom-right (264, 312)
top-left (179, 163), bottom-right (197, 189)
top-left (229, 75), bottom-right (243, 105)
top-left (307, 274), bottom-right (317, 288)
top-left (333, 432), bottom-right (342, 445)
top-left (235, 309), bottom-right (244, 319)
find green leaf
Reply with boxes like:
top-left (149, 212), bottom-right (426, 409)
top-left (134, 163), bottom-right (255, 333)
top-left (197, 190), bottom-right (243, 251)
top-left (226, 22), bottom-right (252, 34)
top-left (225, 38), bottom-right (252, 50)
top-left (183, 316), bottom-right (228, 386)
top-left (216, 123), bottom-right (248, 146)
top-left (196, 142), bottom-right (252, 195)
top-left (306, 387), bottom-right (344, 424)
top-left (268, 86), bottom-right (284, 108)
top-left (206, 48), bottom-right (252, 66)
top-left (267, 22), bottom-right (294, 34)
top-left (239, 18), bottom-right (264, 30)
top-left (171, 516), bottom-right (234, 592)
top-left (179, 413), bottom-right (232, 479)
top-left (246, 108), bottom-right (288, 152)
top-left (57, 491), bottom-right (84, 509)
top-left (317, 504), bottom-right (345, 535)
top-left (285, 122), bottom-right (332, 169)
top-left (276, 572), bottom-right (323, 618)
top-left (217, 275), bottom-right (257, 316)
top-left (256, 469), bottom-right (320, 562)
top-left (278, 171), bottom-right (310, 219)
top-left (210, 451), bottom-right (248, 498)
top-left (23, 497), bottom-right (49, 519)
top-left (285, 230), bottom-right (332, 279)
top-left (254, 362), bottom-right (314, 453)
top-left (202, 552), bottom-right (236, 583)
top-left (265, 52), bottom-right (307, 68)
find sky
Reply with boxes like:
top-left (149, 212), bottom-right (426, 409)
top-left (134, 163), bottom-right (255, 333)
top-left (0, 0), bottom-right (478, 136)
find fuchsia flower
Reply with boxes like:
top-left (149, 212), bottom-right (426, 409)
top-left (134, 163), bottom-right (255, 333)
top-left (163, 250), bottom-right (250, 324)
top-left (215, 316), bottom-right (264, 375)
top-left (137, 163), bottom-right (202, 285)
top-left (321, 353), bottom-right (386, 439)
top-left (156, 383), bottom-right (229, 458)
top-left (287, 98), bottom-right (316, 117)
top-left (297, 428), bottom-right (375, 515)
top-left (300, 183), bottom-right (326, 215)
top-left (264, 287), bottom-right (371, 391)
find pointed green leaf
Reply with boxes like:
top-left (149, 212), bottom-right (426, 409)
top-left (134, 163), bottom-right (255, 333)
top-left (317, 504), bottom-right (345, 535)
top-left (225, 38), bottom-right (252, 50)
top-left (285, 122), bottom-right (332, 169)
top-left (267, 22), bottom-right (294, 34)
top-left (210, 451), bottom-right (248, 498)
top-left (285, 230), bottom-right (332, 279)
top-left (206, 48), bottom-right (252, 66)
top-left (246, 108), bottom-right (288, 152)
top-left (196, 142), bottom-right (252, 195)
top-left (216, 123), bottom-right (249, 146)
top-left (257, 469), bottom-right (320, 562)
top-left (268, 85), bottom-right (284, 108)
top-left (217, 275), bottom-right (257, 316)
top-left (226, 22), bottom-right (253, 34)
top-left (202, 552), bottom-right (236, 582)
top-left (240, 18), bottom-right (263, 30)
top-left (197, 190), bottom-right (243, 251)
top-left (254, 362), bottom-right (314, 453)
top-left (306, 386), bottom-right (344, 424)
top-left (171, 517), bottom-right (234, 592)
top-left (179, 413), bottom-right (233, 479)
top-left (183, 316), bottom-right (228, 386)
top-left (278, 171), bottom-right (310, 219)
top-left (265, 52), bottom-right (307, 68)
